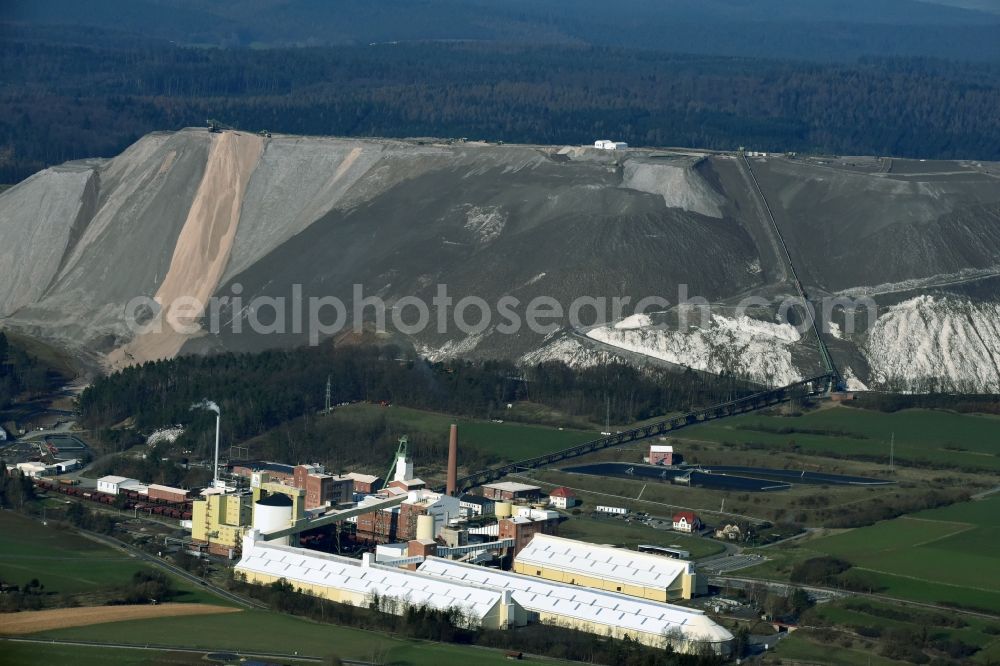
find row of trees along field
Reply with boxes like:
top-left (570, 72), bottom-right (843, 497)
top-left (231, 574), bottom-right (731, 665)
top-left (3, 28), bottom-right (1000, 182)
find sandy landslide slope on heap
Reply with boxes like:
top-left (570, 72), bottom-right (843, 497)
top-left (0, 132), bottom-right (210, 358)
top-left (106, 131), bottom-right (263, 369)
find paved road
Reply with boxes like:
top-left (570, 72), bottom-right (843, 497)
top-left (972, 485), bottom-right (1000, 500)
top-left (78, 529), bottom-right (265, 610)
top-left (709, 574), bottom-right (1000, 620)
top-left (707, 575), bottom-right (845, 603)
top-left (0, 637), bottom-right (346, 664)
top-left (700, 554), bottom-right (767, 574)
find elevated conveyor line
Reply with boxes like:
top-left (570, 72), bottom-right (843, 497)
top-left (741, 153), bottom-right (839, 382)
top-left (446, 373), bottom-right (833, 492)
top-left (260, 493), bottom-right (407, 541)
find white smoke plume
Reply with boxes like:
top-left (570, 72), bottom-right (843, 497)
top-left (191, 399), bottom-right (220, 414)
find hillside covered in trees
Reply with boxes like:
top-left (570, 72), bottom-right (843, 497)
top-left (3, 24), bottom-right (1000, 183)
top-left (0, 333), bottom-right (52, 410)
top-left (78, 344), bottom-right (757, 469)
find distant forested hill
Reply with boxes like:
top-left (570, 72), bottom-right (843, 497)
top-left (4, 0), bottom-right (1000, 60)
top-left (2, 30), bottom-right (999, 183)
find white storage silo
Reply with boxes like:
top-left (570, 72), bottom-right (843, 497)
top-left (254, 493), bottom-right (294, 546)
top-left (495, 501), bottom-right (512, 518)
top-left (416, 514), bottom-right (435, 541)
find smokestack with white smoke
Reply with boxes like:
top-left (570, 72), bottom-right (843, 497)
top-left (191, 399), bottom-right (222, 485)
top-left (191, 399), bottom-right (220, 414)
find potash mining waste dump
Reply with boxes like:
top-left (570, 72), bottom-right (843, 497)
top-left (2, 128), bottom-right (1000, 392)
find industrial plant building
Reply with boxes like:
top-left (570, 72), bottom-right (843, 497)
top-left (513, 534), bottom-right (704, 601)
top-left (354, 443), bottom-right (460, 543)
top-left (481, 481), bottom-right (541, 502)
top-left (344, 472), bottom-right (381, 495)
top-left (190, 489), bottom-right (252, 556)
top-left (418, 557), bottom-right (732, 654)
top-left (96, 475), bottom-right (144, 495)
top-left (232, 530), bottom-right (729, 654)
top-left (236, 531), bottom-right (526, 630)
top-left (501, 507), bottom-right (559, 554)
top-left (649, 443), bottom-right (674, 466)
top-left (459, 493), bottom-right (496, 517)
top-left (146, 484), bottom-right (190, 503)
top-left (230, 460), bottom-right (295, 483)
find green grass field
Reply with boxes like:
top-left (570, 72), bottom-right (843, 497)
top-left (337, 403), bottom-right (598, 460)
top-left (770, 632), bottom-right (908, 665)
top-left (683, 405), bottom-right (1000, 471)
top-left (557, 515), bottom-right (725, 559)
top-left (812, 600), bottom-right (1000, 657)
top-left (0, 511), bottom-right (218, 604)
top-left (30, 610), bottom-right (558, 665)
top-left (747, 496), bottom-right (1000, 612)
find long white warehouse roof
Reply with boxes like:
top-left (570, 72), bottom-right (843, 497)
top-left (418, 557), bottom-right (732, 645)
top-left (236, 536), bottom-right (505, 621)
top-left (515, 533), bottom-right (692, 588)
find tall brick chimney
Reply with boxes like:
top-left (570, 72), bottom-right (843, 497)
top-left (446, 423), bottom-right (458, 496)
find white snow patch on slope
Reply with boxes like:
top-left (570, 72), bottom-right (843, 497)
top-left (615, 313), bottom-right (652, 330)
top-left (524, 272), bottom-right (546, 287)
top-left (147, 427), bottom-right (185, 446)
top-left (715, 315), bottom-right (801, 344)
top-left (841, 367), bottom-right (869, 391)
top-left (827, 321), bottom-right (843, 340)
top-left (587, 314), bottom-right (803, 386)
top-left (864, 295), bottom-right (1000, 393)
top-left (620, 160), bottom-right (725, 218)
top-left (464, 205), bottom-right (507, 243)
top-left (419, 332), bottom-right (487, 362)
top-left (521, 337), bottom-right (610, 368)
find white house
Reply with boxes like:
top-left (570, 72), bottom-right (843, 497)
top-left (96, 475), bottom-right (143, 495)
top-left (594, 140), bottom-right (628, 150)
top-left (672, 511), bottom-right (703, 533)
top-left (547, 487), bottom-right (578, 510)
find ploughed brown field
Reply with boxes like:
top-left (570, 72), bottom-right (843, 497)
top-left (0, 603), bottom-right (241, 635)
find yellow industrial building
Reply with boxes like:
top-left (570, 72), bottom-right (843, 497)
top-left (233, 531), bottom-right (732, 654)
top-left (190, 477), bottom-right (306, 556)
top-left (419, 557), bottom-right (732, 654)
top-left (512, 533), bottom-right (704, 601)
top-left (191, 491), bottom-right (251, 556)
top-left (236, 532), bottom-right (525, 630)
